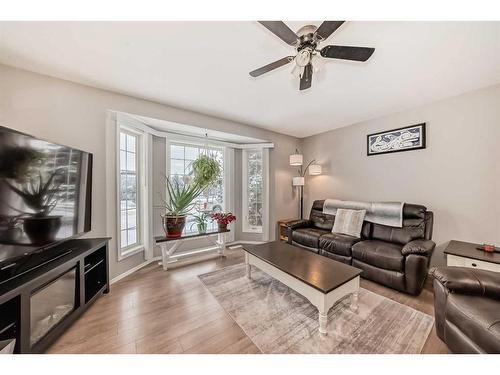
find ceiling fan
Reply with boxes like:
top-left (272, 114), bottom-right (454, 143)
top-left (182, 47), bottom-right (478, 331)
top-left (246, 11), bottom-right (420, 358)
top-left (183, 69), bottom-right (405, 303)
top-left (249, 21), bottom-right (375, 91)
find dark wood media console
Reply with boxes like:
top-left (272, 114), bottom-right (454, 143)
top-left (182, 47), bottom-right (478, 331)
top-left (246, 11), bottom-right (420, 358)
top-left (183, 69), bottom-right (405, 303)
top-left (0, 238), bottom-right (110, 353)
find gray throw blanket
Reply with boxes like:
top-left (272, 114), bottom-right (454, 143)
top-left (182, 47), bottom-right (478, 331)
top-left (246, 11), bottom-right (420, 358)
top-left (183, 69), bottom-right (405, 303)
top-left (323, 199), bottom-right (404, 228)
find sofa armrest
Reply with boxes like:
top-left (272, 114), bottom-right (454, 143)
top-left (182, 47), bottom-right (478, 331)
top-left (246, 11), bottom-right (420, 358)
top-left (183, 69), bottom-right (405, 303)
top-left (430, 266), bottom-right (500, 300)
top-left (286, 219), bottom-right (312, 230)
top-left (401, 239), bottom-right (436, 256)
top-left (404, 254), bottom-right (431, 295)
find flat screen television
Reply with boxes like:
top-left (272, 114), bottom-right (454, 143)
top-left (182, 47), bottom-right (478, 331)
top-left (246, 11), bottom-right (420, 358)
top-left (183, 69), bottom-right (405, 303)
top-left (0, 125), bottom-right (92, 281)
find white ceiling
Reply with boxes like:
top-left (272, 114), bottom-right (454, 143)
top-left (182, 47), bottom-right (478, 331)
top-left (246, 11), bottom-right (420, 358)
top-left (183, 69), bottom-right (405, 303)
top-left (0, 21), bottom-right (499, 138)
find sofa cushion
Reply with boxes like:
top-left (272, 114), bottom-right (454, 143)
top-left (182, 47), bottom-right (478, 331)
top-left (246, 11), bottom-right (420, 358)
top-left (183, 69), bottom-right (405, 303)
top-left (446, 294), bottom-right (500, 353)
top-left (309, 210), bottom-right (335, 231)
top-left (319, 233), bottom-right (361, 257)
top-left (319, 250), bottom-right (351, 265)
top-left (371, 223), bottom-right (426, 246)
top-left (352, 240), bottom-right (404, 272)
top-left (353, 259), bottom-right (406, 292)
top-left (371, 203), bottom-right (427, 245)
top-left (292, 228), bottom-right (329, 249)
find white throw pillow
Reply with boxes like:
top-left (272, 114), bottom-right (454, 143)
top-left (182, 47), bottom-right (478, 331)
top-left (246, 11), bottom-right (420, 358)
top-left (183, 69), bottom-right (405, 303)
top-left (332, 209), bottom-right (366, 238)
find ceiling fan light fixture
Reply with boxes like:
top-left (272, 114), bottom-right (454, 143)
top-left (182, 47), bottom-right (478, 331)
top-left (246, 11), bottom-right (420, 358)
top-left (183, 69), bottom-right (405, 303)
top-left (312, 54), bottom-right (323, 73)
top-left (250, 21), bottom-right (375, 91)
top-left (295, 49), bottom-right (311, 67)
top-left (291, 64), bottom-right (303, 78)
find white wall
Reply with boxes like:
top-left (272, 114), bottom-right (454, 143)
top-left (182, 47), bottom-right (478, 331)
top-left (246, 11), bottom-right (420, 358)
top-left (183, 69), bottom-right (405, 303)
top-left (0, 64), bottom-right (299, 279)
top-left (301, 84), bottom-right (500, 266)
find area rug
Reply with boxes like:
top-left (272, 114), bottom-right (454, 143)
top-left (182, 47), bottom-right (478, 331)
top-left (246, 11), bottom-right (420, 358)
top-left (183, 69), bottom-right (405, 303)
top-left (198, 263), bottom-right (434, 354)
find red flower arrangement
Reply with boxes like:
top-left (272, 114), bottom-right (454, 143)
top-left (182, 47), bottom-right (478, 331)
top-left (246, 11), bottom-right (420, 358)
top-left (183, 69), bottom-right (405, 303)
top-left (210, 212), bottom-right (236, 226)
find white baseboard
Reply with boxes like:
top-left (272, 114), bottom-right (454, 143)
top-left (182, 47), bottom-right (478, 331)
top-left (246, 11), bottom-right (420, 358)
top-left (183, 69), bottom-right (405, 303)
top-left (110, 256), bottom-right (160, 284)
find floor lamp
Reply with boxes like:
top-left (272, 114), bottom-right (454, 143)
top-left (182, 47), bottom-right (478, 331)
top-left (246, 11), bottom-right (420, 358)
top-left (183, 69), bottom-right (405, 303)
top-left (290, 149), bottom-right (321, 219)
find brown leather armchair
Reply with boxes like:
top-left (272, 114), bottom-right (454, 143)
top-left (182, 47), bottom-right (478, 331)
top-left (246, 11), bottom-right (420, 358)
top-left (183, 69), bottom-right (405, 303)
top-left (431, 266), bottom-right (500, 353)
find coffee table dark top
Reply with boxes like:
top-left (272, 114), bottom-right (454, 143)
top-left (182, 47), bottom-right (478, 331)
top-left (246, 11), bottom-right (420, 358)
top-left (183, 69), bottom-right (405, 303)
top-left (445, 240), bottom-right (500, 264)
top-left (242, 241), bottom-right (362, 294)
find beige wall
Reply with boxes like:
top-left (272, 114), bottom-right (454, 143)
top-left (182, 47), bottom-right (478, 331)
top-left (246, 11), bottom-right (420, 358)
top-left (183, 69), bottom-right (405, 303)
top-left (301, 84), bottom-right (500, 266)
top-left (0, 64), bottom-right (299, 279)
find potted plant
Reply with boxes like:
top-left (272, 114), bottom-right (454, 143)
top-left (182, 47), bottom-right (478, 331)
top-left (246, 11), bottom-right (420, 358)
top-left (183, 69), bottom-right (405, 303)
top-left (190, 210), bottom-right (210, 234)
top-left (210, 212), bottom-right (236, 232)
top-left (6, 170), bottom-right (62, 244)
top-left (161, 176), bottom-right (204, 238)
top-left (191, 154), bottom-right (221, 187)
top-left (161, 154), bottom-right (221, 238)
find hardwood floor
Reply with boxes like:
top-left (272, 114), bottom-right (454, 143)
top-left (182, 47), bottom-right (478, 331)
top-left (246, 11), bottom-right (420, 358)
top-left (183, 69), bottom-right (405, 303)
top-left (47, 248), bottom-right (449, 354)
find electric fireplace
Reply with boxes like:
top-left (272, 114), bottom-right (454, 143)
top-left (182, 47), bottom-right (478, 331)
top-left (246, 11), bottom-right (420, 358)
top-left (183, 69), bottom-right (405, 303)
top-left (30, 267), bottom-right (77, 346)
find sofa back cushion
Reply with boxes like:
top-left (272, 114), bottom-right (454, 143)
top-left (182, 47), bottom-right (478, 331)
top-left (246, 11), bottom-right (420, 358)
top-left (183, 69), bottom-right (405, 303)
top-left (310, 200), bottom-right (334, 230)
top-left (309, 200), bottom-right (432, 245)
top-left (371, 203), bottom-right (428, 245)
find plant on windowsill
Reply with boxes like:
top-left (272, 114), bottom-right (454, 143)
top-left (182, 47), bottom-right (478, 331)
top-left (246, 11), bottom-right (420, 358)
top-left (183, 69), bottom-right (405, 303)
top-left (190, 210), bottom-right (210, 234)
top-left (161, 154), bottom-right (221, 238)
top-left (210, 212), bottom-right (236, 232)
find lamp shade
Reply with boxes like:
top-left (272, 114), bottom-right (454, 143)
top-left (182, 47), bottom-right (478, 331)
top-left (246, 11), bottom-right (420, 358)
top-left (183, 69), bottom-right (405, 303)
top-left (289, 153), bottom-right (303, 166)
top-left (309, 164), bottom-right (321, 175)
top-left (292, 176), bottom-right (305, 186)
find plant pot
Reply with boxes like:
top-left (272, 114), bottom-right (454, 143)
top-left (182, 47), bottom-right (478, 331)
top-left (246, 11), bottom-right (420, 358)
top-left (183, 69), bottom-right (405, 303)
top-left (162, 215), bottom-right (187, 238)
top-left (197, 223), bottom-right (207, 234)
top-left (218, 223), bottom-right (228, 232)
top-left (23, 215), bottom-right (62, 245)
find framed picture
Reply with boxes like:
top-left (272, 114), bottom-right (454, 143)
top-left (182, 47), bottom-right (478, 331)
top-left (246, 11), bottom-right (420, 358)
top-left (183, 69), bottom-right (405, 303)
top-left (367, 123), bottom-right (426, 156)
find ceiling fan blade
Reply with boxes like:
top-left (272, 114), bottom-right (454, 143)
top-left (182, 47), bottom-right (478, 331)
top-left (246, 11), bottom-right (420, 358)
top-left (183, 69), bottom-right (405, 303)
top-left (299, 64), bottom-right (313, 91)
top-left (320, 45), bottom-right (375, 61)
top-left (249, 56), bottom-right (294, 77)
top-left (315, 21), bottom-right (345, 41)
top-left (258, 21), bottom-right (299, 46)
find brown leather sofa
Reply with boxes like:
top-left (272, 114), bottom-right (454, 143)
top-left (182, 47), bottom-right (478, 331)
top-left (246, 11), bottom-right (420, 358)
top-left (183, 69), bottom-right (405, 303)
top-left (431, 266), bottom-right (500, 353)
top-left (286, 199), bottom-right (435, 295)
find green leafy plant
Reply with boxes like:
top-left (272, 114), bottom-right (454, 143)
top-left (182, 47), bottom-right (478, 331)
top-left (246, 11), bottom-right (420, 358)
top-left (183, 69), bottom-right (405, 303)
top-left (191, 154), bottom-right (221, 187)
top-left (162, 177), bottom-right (204, 216)
top-left (161, 154), bottom-right (221, 217)
top-left (6, 170), bottom-right (62, 217)
top-left (190, 210), bottom-right (210, 233)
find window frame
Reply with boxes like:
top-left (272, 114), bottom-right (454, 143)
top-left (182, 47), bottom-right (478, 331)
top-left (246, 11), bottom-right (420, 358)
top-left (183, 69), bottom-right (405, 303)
top-left (167, 140), bottom-right (226, 235)
top-left (116, 125), bottom-right (145, 260)
top-left (242, 148), bottom-right (265, 234)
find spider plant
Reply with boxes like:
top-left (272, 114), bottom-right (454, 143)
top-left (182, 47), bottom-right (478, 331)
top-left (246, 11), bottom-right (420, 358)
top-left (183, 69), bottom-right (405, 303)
top-left (191, 154), bottom-right (221, 187)
top-left (190, 210), bottom-right (210, 233)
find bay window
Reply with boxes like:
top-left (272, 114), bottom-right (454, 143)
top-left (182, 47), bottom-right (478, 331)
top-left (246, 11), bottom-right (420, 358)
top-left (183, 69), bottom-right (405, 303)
top-left (242, 149), bottom-right (264, 233)
top-left (118, 127), bottom-right (144, 258)
top-left (169, 142), bottom-right (225, 234)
